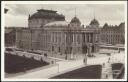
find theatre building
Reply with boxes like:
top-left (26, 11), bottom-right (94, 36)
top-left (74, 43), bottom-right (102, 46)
top-left (16, 9), bottom-right (100, 57)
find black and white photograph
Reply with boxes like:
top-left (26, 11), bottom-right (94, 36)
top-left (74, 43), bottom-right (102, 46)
top-left (1, 1), bottom-right (127, 81)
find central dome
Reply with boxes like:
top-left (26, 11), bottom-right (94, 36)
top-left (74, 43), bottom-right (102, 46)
top-left (70, 16), bottom-right (81, 23)
top-left (29, 9), bottom-right (65, 21)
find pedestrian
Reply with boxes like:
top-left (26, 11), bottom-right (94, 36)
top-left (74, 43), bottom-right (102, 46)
top-left (106, 74), bottom-right (108, 78)
top-left (51, 61), bottom-right (54, 64)
top-left (65, 55), bottom-right (67, 60)
top-left (83, 58), bottom-right (85, 63)
top-left (108, 57), bottom-right (110, 63)
top-left (118, 49), bottom-right (120, 53)
top-left (44, 53), bottom-right (47, 57)
top-left (83, 58), bottom-right (87, 65)
top-left (40, 58), bottom-right (43, 62)
top-left (109, 57), bottom-right (110, 60)
top-left (103, 63), bottom-right (105, 67)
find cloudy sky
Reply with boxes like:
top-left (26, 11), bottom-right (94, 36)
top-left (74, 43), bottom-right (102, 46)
top-left (5, 4), bottom-right (125, 27)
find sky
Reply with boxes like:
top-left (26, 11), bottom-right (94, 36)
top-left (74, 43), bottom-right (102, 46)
top-left (4, 4), bottom-right (125, 27)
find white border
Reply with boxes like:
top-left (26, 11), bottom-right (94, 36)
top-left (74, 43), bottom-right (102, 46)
top-left (1, 1), bottom-right (127, 81)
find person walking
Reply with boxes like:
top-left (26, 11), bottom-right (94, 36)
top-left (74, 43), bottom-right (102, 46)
top-left (118, 48), bottom-right (120, 53)
top-left (103, 63), bottom-right (105, 68)
top-left (83, 56), bottom-right (87, 65)
top-left (106, 74), bottom-right (108, 79)
top-left (108, 57), bottom-right (110, 63)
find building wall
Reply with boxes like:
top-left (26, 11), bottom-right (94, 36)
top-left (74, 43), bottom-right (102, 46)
top-left (16, 27), bottom-right (99, 55)
top-left (28, 18), bottom-right (55, 28)
top-left (16, 28), bottom-right (31, 50)
top-left (5, 27), bottom-right (16, 47)
top-left (100, 23), bottom-right (125, 45)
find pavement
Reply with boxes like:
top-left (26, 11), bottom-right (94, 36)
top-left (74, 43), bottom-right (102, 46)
top-left (101, 62), bottom-right (113, 79)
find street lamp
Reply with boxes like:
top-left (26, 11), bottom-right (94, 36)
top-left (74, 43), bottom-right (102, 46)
top-left (58, 63), bottom-right (59, 73)
top-left (30, 29), bottom-right (33, 51)
top-left (82, 44), bottom-right (88, 65)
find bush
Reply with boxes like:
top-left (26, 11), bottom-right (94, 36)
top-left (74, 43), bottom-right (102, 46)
top-left (51, 65), bottom-right (102, 79)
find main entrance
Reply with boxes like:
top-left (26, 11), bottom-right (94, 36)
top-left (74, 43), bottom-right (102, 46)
top-left (82, 44), bottom-right (88, 54)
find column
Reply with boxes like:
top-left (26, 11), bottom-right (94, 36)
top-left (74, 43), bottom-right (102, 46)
top-left (65, 33), bottom-right (66, 45)
top-left (89, 33), bottom-right (91, 43)
top-left (84, 33), bottom-right (86, 43)
top-left (88, 44), bottom-right (91, 56)
top-left (75, 33), bottom-right (76, 43)
top-left (86, 33), bottom-right (88, 43)
top-left (73, 33), bottom-right (75, 43)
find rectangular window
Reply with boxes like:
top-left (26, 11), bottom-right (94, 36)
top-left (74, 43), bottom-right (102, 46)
top-left (77, 34), bottom-right (80, 44)
top-left (83, 33), bottom-right (85, 42)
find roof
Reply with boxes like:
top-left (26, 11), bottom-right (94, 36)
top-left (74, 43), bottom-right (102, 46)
top-left (44, 21), bottom-right (69, 27)
top-left (90, 18), bottom-right (99, 25)
top-left (70, 16), bottom-right (81, 23)
top-left (37, 9), bottom-right (57, 13)
top-left (103, 23), bottom-right (109, 28)
top-left (29, 9), bottom-right (65, 20)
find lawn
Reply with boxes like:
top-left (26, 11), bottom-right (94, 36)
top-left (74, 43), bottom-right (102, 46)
top-left (51, 65), bottom-right (102, 79)
top-left (5, 53), bottom-right (49, 73)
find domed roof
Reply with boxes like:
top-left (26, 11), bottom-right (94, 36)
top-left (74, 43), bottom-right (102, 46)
top-left (90, 18), bottom-right (99, 25)
top-left (103, 23), bottom-right (109, 28)
top-left (44, 21), bottom-right (69, 27)
top-left (70, 16), bottom-right (81, 23)
top-left (29, 9), bottom-right (65, 21)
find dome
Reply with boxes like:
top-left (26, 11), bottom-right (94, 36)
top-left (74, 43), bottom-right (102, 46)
top-left (103, 23), bottom-right (109, 28)
top-left (44, 21), bottom-right (69, 27)
top-left (70, 16), bottom-right (81, 23)
top-left (29, 9), bottom-right (65, 21)
top-left (90, 18), bottom-right (99, 26)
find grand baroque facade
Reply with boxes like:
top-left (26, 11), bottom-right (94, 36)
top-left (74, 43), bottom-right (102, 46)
top-left (16, 9), bottom-right (100, 56)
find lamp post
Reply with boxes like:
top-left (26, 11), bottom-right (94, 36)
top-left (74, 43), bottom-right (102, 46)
top-left (82, 44), bottom-right (88, 65)
top-left (58, 63), bottom-right (59, 73)
top-left (31, 29), bottom-right (33, 51)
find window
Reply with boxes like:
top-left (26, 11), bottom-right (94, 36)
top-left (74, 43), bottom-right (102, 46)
top-left (58, 47), bottom-right (60, 52)
top-left (83, 33), bottom-right (85, 42)
top-left (55, 33), bottom-right (57, 43)
top-left (52, 46), bottom-right (54, 51)
top-left (77, 34), bottom-right (80, 44)
top-left (87, 34), bottom-right (89, 42)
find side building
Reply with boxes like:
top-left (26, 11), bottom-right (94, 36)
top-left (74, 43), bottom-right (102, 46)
top-left (100, 22), bottom-right (125, 45)
top-left (5, 27), bottom-right (17, 47)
